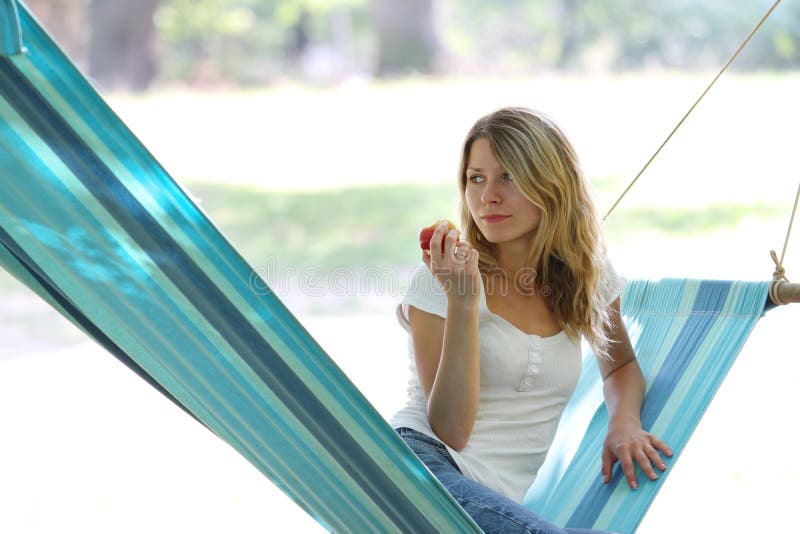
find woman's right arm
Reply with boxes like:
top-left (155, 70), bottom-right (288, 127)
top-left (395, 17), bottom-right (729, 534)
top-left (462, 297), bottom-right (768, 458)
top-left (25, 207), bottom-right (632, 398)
top-left (408, 223), bottom-right (481, 451)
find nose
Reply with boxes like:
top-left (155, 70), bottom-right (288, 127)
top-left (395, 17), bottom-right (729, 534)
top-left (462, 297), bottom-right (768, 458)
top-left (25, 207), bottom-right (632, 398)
top-left (480, 179), bottom-right (502, 204)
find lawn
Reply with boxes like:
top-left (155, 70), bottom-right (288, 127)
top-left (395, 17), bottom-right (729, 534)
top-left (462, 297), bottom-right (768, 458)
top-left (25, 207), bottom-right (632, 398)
top-left (186, 179), bottom-right (786, 272)
top-left (109, 71), bottom-right (799, 284)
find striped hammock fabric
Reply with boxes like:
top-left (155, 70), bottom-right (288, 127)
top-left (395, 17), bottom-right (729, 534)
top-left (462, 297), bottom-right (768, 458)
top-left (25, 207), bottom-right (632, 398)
top-left (0, 2), bottom-right (771, 532)
top-left (0, 3), bottom-right (479, 532)
top-left (526, 278), bottom-right (769, 532)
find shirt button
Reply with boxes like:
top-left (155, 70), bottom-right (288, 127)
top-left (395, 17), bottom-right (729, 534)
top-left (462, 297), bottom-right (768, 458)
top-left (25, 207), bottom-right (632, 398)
top-left (523, 377), bottom-right (533, 385)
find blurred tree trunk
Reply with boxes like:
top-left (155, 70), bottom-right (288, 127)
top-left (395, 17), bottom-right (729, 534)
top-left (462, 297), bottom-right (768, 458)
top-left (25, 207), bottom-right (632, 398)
top-left (24, 0), bottom-right (88, 66)
top-left (87, 0), bottom-right (158, 91)
top-left (556, 0), bottom-right (582, 69)
top-left (372, 0), bottom-right (443, 76)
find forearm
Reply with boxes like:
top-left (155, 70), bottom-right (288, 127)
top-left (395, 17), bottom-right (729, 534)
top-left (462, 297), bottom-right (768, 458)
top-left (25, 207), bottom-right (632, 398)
top-left (427, 300), bottom-right (480, 450)
top-left (603, 359), bottom-right (645, 424)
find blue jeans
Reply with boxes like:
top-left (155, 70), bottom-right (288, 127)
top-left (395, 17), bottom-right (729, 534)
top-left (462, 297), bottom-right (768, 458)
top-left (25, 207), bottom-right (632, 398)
top-left (396, 427), bottom-right (612, 534)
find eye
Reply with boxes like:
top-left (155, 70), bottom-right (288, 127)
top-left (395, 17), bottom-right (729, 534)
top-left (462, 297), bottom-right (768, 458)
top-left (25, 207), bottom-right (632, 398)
top-left (501, 172), bottom-right (513, 181)
top-left (468, 174), bottom-right (484, 184)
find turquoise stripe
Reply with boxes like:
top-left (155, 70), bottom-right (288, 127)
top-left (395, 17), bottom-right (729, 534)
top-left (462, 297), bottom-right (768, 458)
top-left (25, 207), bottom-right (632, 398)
top-left (0, 59), bottom-right (445, 532)
top-left (12, 11), bottom-right (411, 475)
top-left (599, 280), bottom-right (767, 529)
top-left (0, 56), bottom-right (420, 530)
top-left (0, 0), bottom-right (22, 56)
top-left (526, 279), bottom-right (768, 532)
top-left (13, 9), bottom-right (419, 472)
top-left (0, 4), bottom-right (481, 531)
top-left (0, 225), bottom-right (199, 422)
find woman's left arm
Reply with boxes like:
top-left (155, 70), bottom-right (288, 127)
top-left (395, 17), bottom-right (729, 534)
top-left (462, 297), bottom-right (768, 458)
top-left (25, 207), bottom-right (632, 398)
top-left (597, 297), bottom-right (673, 490)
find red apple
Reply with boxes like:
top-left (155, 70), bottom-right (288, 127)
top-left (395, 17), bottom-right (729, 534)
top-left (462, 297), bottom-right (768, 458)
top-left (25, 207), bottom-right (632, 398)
top-left (419, 219), bottom-right (457, 254)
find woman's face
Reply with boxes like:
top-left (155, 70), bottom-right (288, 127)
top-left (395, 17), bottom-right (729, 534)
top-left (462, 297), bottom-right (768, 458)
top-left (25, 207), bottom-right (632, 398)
top-left (465, 137), bottom-right (542, 252)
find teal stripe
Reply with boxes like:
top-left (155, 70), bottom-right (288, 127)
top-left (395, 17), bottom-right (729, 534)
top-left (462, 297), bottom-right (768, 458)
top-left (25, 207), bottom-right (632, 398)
top-left (1, 54), bottom-right (458, 532)
top-left (598, 280), bottom-right (767, 530)
top-left (0, 224), bottom-right (198, 422)
top-left (526, 278), bottom-right (768, 532)
top-left (0, 5), bottom-right (481, 532)
top-left (14, 9), bottom-right (418, 473)
top-left (0, 0), bottom-right (22, 56)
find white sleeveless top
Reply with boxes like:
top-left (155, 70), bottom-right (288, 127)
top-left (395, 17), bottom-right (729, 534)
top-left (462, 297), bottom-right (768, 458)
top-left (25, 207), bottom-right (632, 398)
top-left (390, 261), bottom-right (624, 503)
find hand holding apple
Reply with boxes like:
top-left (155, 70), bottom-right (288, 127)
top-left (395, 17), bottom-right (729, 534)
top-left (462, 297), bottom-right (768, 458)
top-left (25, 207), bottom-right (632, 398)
top-left (418, 219), bottom-right (480, 301)
top-left (419, 219), bottom-right (457, 254)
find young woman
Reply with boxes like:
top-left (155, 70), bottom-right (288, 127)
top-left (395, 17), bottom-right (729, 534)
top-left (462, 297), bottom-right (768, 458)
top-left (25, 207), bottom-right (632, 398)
top-left (391, 107), bottom-right (672, 533)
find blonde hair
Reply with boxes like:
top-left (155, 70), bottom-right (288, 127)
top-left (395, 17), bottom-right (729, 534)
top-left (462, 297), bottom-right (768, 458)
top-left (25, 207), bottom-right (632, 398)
top-left (457, 107), bottom-right (613, 358)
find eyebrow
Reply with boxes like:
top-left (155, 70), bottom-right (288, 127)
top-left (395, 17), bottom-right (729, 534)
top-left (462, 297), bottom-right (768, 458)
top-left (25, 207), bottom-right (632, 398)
top-left (467, 167), bottom-right (504, 174)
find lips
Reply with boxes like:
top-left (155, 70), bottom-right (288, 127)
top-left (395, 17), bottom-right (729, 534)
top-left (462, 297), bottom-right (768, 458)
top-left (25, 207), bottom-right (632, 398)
top-left (482, 215), bottom-right (510, 223)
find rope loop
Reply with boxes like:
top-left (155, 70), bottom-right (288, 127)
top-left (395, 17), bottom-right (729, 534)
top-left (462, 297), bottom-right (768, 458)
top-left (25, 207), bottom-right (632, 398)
top-left (770, 250), bottom-right (788, 282)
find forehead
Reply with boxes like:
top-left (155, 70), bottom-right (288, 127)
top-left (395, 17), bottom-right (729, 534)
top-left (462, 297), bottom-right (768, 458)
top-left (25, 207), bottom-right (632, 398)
top-left (467, 138), bottom-right (502, 169)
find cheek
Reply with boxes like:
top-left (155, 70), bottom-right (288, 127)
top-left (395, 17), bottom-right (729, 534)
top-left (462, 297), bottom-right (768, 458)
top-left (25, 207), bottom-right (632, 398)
top-left (465, 189), bottom-right (480, 214)
top-left (517, 200), bottom-right (542, 226)
top-left (530, 207), bottom-right (543, 227)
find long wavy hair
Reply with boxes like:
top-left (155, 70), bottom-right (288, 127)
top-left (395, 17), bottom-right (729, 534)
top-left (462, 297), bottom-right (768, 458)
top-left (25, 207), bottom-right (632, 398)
top-left (458, 107), bottom-right (613, 358)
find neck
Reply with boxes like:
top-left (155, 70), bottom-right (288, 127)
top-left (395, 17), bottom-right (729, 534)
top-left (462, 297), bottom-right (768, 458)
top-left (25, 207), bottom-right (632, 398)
top-left (495, 243), bottom-right (532, 275)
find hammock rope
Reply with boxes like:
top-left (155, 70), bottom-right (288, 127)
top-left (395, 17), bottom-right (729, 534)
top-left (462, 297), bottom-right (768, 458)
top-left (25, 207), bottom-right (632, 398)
top-left (603, 0), bottom-right (784, 221)
top-left (769, 182), bottom-right (800, 305)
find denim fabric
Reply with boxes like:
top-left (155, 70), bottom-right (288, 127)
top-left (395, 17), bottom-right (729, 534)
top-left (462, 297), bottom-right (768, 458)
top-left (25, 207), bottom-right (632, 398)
top-left (396, 427), bottom-right (613, 534)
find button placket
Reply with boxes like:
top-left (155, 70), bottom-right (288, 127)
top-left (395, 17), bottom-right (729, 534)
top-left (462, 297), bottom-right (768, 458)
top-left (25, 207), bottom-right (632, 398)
top-left (518, 339), bottom-right (543, 391)
top-left (528, 349), bottom-right (542, 374)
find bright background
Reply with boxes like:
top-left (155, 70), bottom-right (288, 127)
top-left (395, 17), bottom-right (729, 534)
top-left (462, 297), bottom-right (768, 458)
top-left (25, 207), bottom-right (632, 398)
top-left (2, 2), bottom-right (799, 533)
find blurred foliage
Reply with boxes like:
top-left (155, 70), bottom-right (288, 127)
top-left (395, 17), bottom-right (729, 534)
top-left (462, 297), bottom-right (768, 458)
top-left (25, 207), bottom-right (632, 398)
top-left (154, 0), bottom-right (371, 84)
top-left (24, 0), bottom-right (800, 88)
top-left (154, 0), bottom-right (800, 85)
top-left (446, 0), bottom-right (800, 72)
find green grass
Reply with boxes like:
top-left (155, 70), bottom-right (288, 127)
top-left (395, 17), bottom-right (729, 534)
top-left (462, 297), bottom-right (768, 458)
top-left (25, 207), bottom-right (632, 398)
top-left (188, 180), bottom-right (786, 272)
top-left (189, 181), bottom-right (459, 271)
top-left (0, 178), bottom-right (784, 300)
top-left (602, 203), bottom-right (785, 241)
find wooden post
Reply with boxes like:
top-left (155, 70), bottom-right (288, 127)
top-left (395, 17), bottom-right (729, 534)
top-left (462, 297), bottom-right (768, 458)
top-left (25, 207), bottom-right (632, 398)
top-left (770, 280), bottom-right (800, 305)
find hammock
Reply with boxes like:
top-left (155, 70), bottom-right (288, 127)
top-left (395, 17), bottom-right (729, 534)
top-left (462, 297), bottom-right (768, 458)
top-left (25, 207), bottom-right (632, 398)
top-left (0, 2), bottom-right (789, 532)
top-left (525, 279), bottom-right (768, 531)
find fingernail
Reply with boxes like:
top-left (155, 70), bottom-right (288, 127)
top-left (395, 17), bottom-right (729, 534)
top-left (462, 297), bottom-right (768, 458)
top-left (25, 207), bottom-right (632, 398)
top-left (649, 472), bottom-right (658, 480)
top-left (659, 462), bottom-right (667, 470)
top-left (631, 480), bottom-right (638, 490)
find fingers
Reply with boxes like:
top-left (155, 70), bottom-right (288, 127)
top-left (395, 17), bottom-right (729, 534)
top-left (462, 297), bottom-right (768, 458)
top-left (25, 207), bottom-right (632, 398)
top-left (644, 441), bottom-right (668, 472)
top-left (606, 437), bottom-right (672, 490)
top-left (601, 447), bottom-right (614, 484)
top-left (618, 451), bottom-right (640, 490)
top-left (424, 224), bottom-right (480, 300)
top-left (603, 441), bottom-right (642, 489)
top-left (428, 223), bottom-right (478, 265)
top-left (649, 435), bottom-right (674, 458)
top-left (429, 223), bottom-right (458, 260)
top-left (452, 241), bottom-right (479, 265)
top-left (634, 447), bottom-right (657, 483)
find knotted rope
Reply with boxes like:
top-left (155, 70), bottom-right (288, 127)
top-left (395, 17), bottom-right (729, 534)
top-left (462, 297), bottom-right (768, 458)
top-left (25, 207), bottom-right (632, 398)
top-left (769, 182), bottom-right (800, 305)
